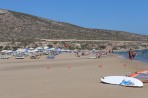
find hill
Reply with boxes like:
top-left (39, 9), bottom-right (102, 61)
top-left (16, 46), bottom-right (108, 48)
top-left (0, 9), bottom-right (148, 42)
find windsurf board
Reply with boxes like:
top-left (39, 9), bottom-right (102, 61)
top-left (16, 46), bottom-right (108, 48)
top-left (101, 76), bottom-right (143, 87)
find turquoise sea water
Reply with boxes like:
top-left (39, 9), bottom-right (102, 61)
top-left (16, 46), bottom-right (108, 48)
top-left (115, 50), bottom-right (148, 63)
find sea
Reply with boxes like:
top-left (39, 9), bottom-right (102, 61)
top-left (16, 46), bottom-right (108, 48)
top-left (114, 49), bottom-right (148, 63)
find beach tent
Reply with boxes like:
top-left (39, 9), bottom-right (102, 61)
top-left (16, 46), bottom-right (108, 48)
top-left (61, 49), bottom-right (71, 52)
top-left (29, 48), bottom-right (34, 50)
top-left (16, 49), bottom-right (28, 53)
top-left (43, 47), bottom-right (49, 49)
top-left (55, 48), bottom-right (61, 51)
top-left (28, 49), bottom-right (39, 53)
top-left (15, 48), bottom-right (29, 56)
top-left (50, 48), bottom-right (55, 51)
top-left (36, 47), bottom-right (44, 52)
top-left (1, 50), bottom-right (13, 59)
top-left (1, 50), bottom-right (13, 55)
top-left (1, 50), bottom-right (8, 54)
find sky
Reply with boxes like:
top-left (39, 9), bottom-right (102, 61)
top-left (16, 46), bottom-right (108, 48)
top-left (0, 0), bottom-right (148, 35)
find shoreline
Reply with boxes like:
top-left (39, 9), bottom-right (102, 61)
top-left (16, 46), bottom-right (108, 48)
top-left (113, 48), bottom-right (148, 52)
top-left (114, 49), bottom-right (148, 64)
top-left (116, 53), bottom-right (148, 65)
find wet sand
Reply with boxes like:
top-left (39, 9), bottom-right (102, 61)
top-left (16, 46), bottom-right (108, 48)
top-left (0, 53), bottom-right (148, 98)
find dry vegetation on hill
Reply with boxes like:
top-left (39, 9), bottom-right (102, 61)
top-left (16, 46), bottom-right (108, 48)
top-left (0, 9), bottom-right (148, 43)
top-left (0, 9), bottom-right (148, 50)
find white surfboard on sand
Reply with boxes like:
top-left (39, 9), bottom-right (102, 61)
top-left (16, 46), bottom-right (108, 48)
top-left (101, 76), bottom-right (143, 87)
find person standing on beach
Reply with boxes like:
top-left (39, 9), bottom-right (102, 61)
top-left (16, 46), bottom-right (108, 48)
top-left (76, 51), bottom-right (80, 57)
top-left (132, 51), bottom-right (137, 59)
top-left (128, 49), bottom-right (133, 61)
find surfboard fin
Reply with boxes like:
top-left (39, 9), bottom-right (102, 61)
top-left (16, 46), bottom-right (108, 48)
top-left (101, 76), bottom-right (104, 79)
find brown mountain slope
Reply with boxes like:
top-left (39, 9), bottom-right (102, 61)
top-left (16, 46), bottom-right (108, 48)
top-left (0, 9), bottom-right (147, 42)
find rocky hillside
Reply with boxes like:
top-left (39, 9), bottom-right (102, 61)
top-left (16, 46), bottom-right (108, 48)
top-left (0, 9), bottom-right (148, 42)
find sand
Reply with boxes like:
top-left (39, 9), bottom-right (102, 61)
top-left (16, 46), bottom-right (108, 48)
top-left (0, 53), bottom-right (148, 98)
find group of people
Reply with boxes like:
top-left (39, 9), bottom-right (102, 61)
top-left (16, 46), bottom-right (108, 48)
top-left (128, 49), bottom-right (137, 61)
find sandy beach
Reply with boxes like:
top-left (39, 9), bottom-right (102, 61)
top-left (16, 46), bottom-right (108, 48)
top-left (0, 53), bottom-right (148, 98)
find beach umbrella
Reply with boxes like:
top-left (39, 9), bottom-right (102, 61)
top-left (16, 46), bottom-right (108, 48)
top-left (43, 47), bottom-right (49, 49)
top-left (1, 50), bottom-right (8, 53)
